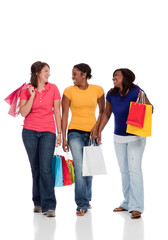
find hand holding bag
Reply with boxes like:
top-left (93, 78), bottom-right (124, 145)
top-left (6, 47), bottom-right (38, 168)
top-left (82, 139), bottom-right (107, 176)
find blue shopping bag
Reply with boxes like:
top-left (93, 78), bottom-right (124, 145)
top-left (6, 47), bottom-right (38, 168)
top-left (52, 155), bottom-right (63, 187)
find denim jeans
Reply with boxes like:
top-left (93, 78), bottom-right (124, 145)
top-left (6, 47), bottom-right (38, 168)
top-left (68, 131), bottom-right (92, 213)
top-left (114, 137), bottom-right (146, 213)
top-left (22, 128), bottom-right (56, 212)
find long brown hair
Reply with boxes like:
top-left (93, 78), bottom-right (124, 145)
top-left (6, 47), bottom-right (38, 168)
top-left (109, 68), bottom-right (138, 96)
top-left (30, 61), bottom-right (50, 88)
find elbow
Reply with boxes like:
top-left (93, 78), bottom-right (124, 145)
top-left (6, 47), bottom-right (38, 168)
top-left (19, 110), bottom-right (27, 118)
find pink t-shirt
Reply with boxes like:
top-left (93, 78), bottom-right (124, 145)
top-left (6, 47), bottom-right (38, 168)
top-left (20, 83), bottom-right (61, 134)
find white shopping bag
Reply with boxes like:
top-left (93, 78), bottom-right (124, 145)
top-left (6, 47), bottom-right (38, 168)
top-left (82, 143), bottom-right (107, 176)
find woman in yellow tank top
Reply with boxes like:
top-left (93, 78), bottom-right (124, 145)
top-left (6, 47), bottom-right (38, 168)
top-left (62, 63), bottom-right (105, 216)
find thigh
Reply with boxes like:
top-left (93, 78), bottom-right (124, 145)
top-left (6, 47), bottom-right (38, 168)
top-left (39, 132), bottom-right (56, 170)
top-left (127, 138), bottom-right (146, 171)
top-left (114, 141), bottom-right (128, 171)
top-left (22, 128), bottom-right (39, 167)
top-left (68, 132), bottom-right (85, 173)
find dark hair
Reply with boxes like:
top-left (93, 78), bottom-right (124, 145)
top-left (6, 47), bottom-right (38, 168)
top-left (30, 61), bottom-right (50, 88)
top-left (73, 63), bottom-right (92, 79)
top-left (109, 68), bottom-right (138, 96)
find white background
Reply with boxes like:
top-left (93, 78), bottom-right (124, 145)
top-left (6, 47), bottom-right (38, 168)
top-left (0, 0), bottom-right (168, 239)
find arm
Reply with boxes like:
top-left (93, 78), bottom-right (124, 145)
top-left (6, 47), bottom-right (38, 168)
top-left (19, 86), bottom-right (35, 117)
top-left (54, 99), bottom-right (62, 146)
top-left (97, 100), bottom-right (112, 144)
top-left (61, 94), bottom-right (71, 152)
top-left (90, 94), bottom-right (105, 139)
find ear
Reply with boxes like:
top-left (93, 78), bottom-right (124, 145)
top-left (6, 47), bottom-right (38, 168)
top-left (82, 72), bottom-right (87, 78)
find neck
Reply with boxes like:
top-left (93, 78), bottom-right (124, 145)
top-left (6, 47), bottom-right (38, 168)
top-left (37, 81), bottom-right (46, 91)
top-left (78, 81), bottom-right (89, 90)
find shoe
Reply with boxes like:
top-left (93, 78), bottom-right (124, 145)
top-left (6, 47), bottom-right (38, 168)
top-left (34, 206), bottom-right (42, 213)
top-left (46, 210), bottom-right (56, 217)
top-left (113, 206), bottom-right (127, 212)
top-left (76, 209), bottom-right (86, 216)
top-left (131, 211), bottom-right (141, 219)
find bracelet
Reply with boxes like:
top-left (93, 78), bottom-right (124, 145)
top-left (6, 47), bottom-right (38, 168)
top-left (57, 132), bottom-right (61, 134)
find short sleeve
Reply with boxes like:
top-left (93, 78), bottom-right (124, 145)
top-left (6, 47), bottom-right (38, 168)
top-left (97, 86), bottom-right (104, 98)
top-left (106, 90), bottom-right (112, 103)
top-left (20, 88), bottom-right (30, 100)
top-left (53, 85), bottom-right (61, 100)
top-left (63, 87), bottom-right (72, 100)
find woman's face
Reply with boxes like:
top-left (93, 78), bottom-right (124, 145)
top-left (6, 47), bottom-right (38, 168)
top-left (72, 68), bottom-right (85, 86)
top-left (37, 65), bottom-right (50, 84)
top-left (113, 70), bottom-right (123, 89)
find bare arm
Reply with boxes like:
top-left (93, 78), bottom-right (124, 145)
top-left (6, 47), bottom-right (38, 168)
top-left (90, 94), bottom-right (105, 139)
top-left (97, 100), bottom-right (112, 144)
top-left (19, 86), bottom-right (35, 117)
top-left (54, 99), bottom-right (62, 146)
top-left (61, 94), bottom-right (71, 151)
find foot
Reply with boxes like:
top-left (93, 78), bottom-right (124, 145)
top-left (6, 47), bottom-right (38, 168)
top-left (113, 206), bottom-right (127, 212)
top-left (34, 206), bottom-right (42, 213)
top-left (131, 211), bottom-right (141, 219)
top-left (76, 209), bottom-right (85, 216)
top-left (88, 204), bottom-right (92, 209)
top-left (46, 210), bottom-right (56, 217)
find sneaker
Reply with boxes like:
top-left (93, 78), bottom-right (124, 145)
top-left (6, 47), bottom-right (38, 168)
top-left (46, 210), bottom-right (56, 217)
top-left (34, 206), bottom-right (42, 213)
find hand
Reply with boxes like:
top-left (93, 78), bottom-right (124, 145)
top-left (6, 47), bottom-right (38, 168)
top-left (90, 127), bottom-right (98, 140)
top-left (29, 86), bottom-right (35, 98)
top-left (138, 90), bottom-right (142, 99)
top-left (56, 134), bottom-right (61, 147)
top-left (62, 139), bottom-right (69, 152)
top-left (96, 132), bottom-right (102, 145)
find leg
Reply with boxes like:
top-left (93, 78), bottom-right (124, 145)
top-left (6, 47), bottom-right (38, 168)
top-left (127, 137), bottom-right (146, 213)
top-left (114, 141), bottom-right (129, 210)
top-left (68, 132), bottom-right (90, 213)
top-left (22, 128), bottom-right (41, 207)
top-left (38, 132), bottom-right (56, 213)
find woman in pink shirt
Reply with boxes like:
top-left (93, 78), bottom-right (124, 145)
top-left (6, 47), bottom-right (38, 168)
top-left (20, 61), bottom-right (61, 217)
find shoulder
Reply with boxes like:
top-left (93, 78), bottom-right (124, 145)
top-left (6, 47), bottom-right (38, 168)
top-left (89, 84), bottom-right (104, 95)
top-left (63, 85), bottom-right (75, 93)
top-left (47, 82), bottom-right (59, 89)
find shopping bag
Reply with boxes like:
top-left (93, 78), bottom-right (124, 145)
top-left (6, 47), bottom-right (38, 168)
top-left (66, 160), bottom-right (75, 183)
top-left (82, 140), bottom-right (107, 176)
top-left (61, 156), bottom-right (72, 186)
top-left (4, 83), bottom-right (30, 117)
top-left (52, 155), bottom-right (63, 187)
top-left (126, 92), bottom-right (152, 137)
top-left (65, 152), bottom-right (75, 183)
top-left (126, 102), bottom-right (146, 128)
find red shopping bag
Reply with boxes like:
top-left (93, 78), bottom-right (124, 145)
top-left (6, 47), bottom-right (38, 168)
top-left (126, 102), bottom-right (146, 128)
top-left (61, 156), bottom-right (72, 186)
top-left (4, 83), bottom-right (30, 117)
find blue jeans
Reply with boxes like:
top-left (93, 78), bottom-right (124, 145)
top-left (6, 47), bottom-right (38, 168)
top-left (22, 128), bottom-right (56, 212)
top-left (68, 131), bottom-right (92, 213)
top-left (114, 137), bottom-right (146, 213)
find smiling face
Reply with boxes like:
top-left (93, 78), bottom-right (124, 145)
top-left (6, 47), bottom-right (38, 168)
top-left (72, 67), bottom-right (86, 86)
top-left (113, 70), bottom-right (123, 90)
top-left (37, 65), bottom-right (50, 84)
